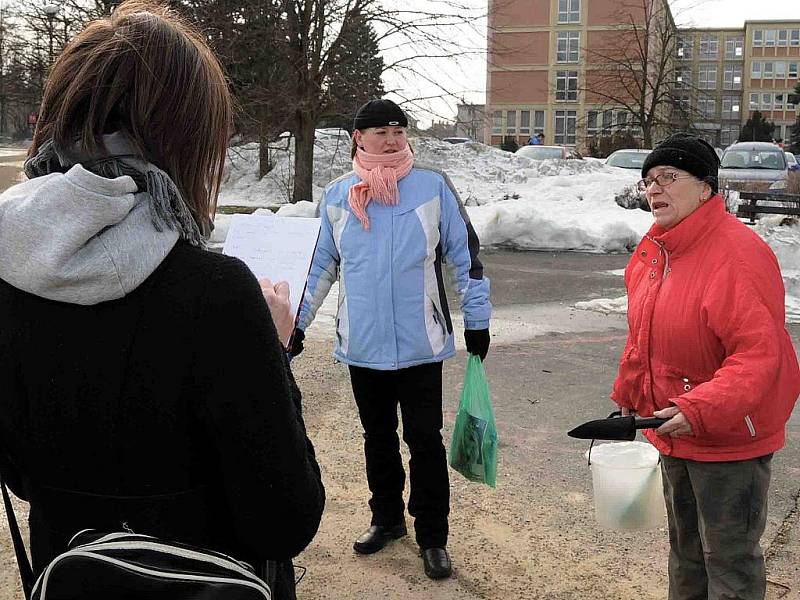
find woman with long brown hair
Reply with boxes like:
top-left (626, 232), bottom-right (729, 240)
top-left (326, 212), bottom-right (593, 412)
top-left (0, 2), bottom-right (323, 597)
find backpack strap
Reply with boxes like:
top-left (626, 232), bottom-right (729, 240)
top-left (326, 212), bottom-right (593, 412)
top-left (1, 474), bottom-right (33, 599)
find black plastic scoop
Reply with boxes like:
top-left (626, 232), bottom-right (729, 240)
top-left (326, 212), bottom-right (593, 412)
top-left (568, 415), bottom-right (668, 441)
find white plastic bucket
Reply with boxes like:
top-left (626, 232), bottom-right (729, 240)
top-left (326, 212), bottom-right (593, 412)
top-left (585, 441), bottom-right (666, 530)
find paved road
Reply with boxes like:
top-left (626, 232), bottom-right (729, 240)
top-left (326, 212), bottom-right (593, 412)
top-left (295, 249), bottom-right (800, 599)
top-left (0, 147), bottom-right (27, 194)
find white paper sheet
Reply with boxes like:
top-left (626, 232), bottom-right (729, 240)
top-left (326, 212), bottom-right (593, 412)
top-left (223, 214), bottom-right (321, 342)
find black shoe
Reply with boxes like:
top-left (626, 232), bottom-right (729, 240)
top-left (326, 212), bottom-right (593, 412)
top-left (353, 523), bottom-right (407, 554)
top-left (421, 547), bottom-right (452, 579)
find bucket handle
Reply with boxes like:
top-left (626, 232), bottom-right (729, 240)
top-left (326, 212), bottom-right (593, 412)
top-left (586, 411), bottom-right (662, 467)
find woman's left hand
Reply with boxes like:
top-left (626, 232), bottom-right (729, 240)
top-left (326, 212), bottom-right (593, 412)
top-left (653, 405), bottom-right (694, 438)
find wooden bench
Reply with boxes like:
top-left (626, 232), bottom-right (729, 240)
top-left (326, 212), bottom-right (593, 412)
top-left (735, 190), bottom-right (800, 224)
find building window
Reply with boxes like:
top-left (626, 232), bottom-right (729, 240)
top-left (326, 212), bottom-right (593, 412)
top-left (602, 109), bottom-right (613, 131)
top-left (753, 30), bottom-right (763, 47)
top-left (698, 65), bottom-right (717, 89)
top-left (792, 30), bottom-right (800, 46)
top-left (751, 62), bottom-right (761, 79)
top-left (722, 97), bottom-right (740, 120)
top-left (778, 30), bottom-right (788, 46)
top-left (557, 0), bottom-right (580, 24)
top-left (774, 94), bottom-right (784, 110)
top-left (789, 96), bottom-right (797, 110)
top-left (698, 98), bottom-right (716, 119)
top-left (586, 110), bottom-right (599, 135)
top-left (675, 67), bottom-right (692, 87)
top-left (749, 93), bottom-right (759, 110)
top-left (533, 110), bottom-right (545, 134)
top-left (761, 93), bottom-right (771, 110)
top-left (723, 64), bottom-right (742, 89)
top-left (677, 36), bottom-right (693, 59)
top-left (763, 62), bottom-right (773, 78)
top-left (506, 110), bottom-right (517, 134)
top-left (720, 126), bottom-right (739, 147)
top-left (554, 110), bottom-right (577, 145)
top-left (790, 62), bottom-right (798, 79)
top-left (725, 37), bottom-right (744, 59)
top-left (699, 34), bottom-right (719, 59)
top-left (765, 30), bottom-right (776, 47)
top-left (556, 31), bottom-right (580, 63)
top-left (520, 110), bottom-right (531, 135)
top-left (492, 111), bottom-right (502, 135)
top-left (556, 71), bottom-right (578, 101)
top-left (615, 111), bottom-right (629, 129)
top-left (674, 94), bottom-right (691, 114)
top-left (775, 61), bottom-right (786, 79)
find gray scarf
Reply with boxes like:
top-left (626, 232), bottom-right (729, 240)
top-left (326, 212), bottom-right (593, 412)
top-left (24, 132), bottom-right (207, 248)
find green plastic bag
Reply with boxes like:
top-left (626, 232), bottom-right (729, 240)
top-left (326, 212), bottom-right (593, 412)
top-left (448, 354), bottom-right (498, 488)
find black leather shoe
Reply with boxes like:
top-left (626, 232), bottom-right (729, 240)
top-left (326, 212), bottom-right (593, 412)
top-left (421, 547), bottom-right (452, 579)
top-left (353, 523), bottom-right (407, 554)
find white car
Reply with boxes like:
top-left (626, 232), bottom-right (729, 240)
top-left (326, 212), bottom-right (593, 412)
top-left (605, 149), bottom-right (652, 170)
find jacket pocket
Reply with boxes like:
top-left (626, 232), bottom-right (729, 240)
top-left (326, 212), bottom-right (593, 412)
top-left (425, 294), bottom-right (448, 353)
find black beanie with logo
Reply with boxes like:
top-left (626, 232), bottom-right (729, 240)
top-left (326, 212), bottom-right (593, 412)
top-left (641, 133), bottom-right (720, 193)
top-left (353, 99), bottom-right (408, 130)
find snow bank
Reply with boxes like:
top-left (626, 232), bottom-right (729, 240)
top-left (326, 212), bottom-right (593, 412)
top-left (219, 136), bottom-right (652, 253)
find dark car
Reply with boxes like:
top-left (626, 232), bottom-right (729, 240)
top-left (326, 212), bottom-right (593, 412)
top-left (719, 142), bottom-right (788, 192)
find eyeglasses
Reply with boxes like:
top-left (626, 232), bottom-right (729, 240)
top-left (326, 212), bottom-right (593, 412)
top-left (636, 172), bottom-right (696, 191)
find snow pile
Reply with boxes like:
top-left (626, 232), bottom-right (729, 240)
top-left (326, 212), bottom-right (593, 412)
top-left (574, 296), bottom-right (628, 315)
top-left (218, 136), bottom-right (652, 253)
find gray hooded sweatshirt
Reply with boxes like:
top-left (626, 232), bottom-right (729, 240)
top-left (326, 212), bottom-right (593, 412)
top-left (0, 165), bottom-right (179, 305)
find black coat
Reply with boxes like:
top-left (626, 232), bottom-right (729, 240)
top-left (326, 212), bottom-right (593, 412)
top-left (0, 242), bottom-right (324, 597)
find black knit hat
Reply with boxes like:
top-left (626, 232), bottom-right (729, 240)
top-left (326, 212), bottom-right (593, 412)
top-left (353, 99), bottom-right (408, 130)
top-left (641, 133), bottom-right (720, 193)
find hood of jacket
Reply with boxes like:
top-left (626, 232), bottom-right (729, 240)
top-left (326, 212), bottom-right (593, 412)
top-left (0, 164), bottom-right (178, 305)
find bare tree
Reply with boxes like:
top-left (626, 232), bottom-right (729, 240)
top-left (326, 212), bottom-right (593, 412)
top-left (276, 0), bottom-right (484, 203)
top-left (580, 0), bottom-right (708, 148)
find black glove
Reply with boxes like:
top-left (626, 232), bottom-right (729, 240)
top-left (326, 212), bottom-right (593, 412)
top-left (464, 328), bottom-right (490, 361)
top-left (289, 328), bottom-right (305, 357)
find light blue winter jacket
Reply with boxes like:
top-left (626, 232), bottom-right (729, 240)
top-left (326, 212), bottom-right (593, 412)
top-left (298, 166), bottom-right (491, 370)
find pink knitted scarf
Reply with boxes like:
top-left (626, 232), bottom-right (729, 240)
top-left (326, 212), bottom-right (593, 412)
top-left (348, 145), bottom-right (414, 230)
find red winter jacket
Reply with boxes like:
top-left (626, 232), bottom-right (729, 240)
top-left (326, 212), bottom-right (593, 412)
top-left (612, 195), bottom-right (800, 461)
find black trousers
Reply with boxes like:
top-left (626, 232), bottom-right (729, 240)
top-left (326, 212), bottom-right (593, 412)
top-left (349, 362), bottom-right (449, 550)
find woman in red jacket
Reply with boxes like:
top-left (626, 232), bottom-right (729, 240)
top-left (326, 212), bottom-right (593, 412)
top-left (611, 133), bottom-right (800, 600)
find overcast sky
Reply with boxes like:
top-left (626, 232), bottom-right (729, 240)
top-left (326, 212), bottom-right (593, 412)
top-left (391, 0), bottom-right (800, 127)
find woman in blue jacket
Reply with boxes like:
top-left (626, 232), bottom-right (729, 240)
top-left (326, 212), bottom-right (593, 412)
top-left (294, 99), bottom-right (492, 580)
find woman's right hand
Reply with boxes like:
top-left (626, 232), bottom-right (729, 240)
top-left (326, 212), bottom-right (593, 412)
top-left (259, 278), bottom-right (294, 346)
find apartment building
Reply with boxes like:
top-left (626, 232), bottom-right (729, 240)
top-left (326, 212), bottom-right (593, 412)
top-left (455, 104), bottom-right (487, 143)
top-left (672, 28), bottom-right (746, 147)
top-left (744, 21), bottom-right (800, 144)
top-left (486, 0), bottom-right (800, 150)
top-left (486, 0), bottom-right (673, 149)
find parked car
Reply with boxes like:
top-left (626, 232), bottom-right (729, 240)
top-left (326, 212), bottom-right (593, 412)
top-left (786, 152), bottom-right (799, 172)
top-left (515, 145), bottom-right (582, 160)
top-left (442, 137), bottom-right (472, 144)
top-left (605, 148), bottom-right (652, 170)
top-left (718, 142), bottom-right (788, 192)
